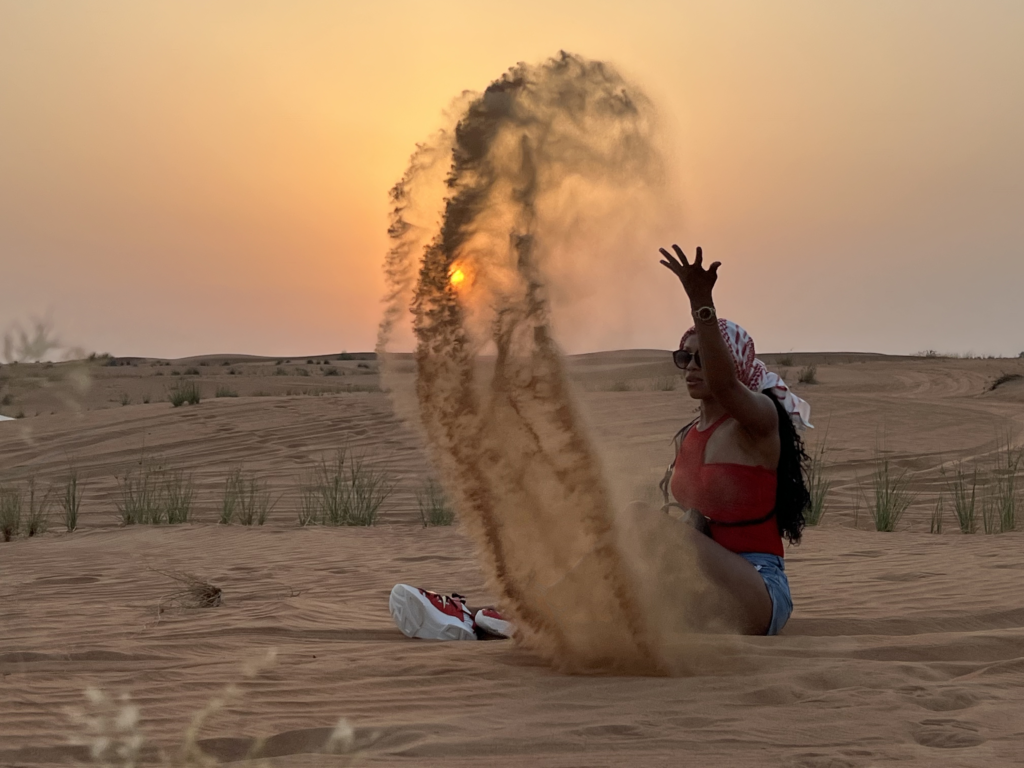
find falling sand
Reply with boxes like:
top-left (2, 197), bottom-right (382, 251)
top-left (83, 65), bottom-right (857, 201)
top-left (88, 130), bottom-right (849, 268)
top-left (379, 52), bottom-right (726, 673)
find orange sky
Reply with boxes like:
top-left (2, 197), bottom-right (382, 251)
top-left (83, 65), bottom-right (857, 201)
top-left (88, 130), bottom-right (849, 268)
top-left (2, 1), bottom-right (1022, 358)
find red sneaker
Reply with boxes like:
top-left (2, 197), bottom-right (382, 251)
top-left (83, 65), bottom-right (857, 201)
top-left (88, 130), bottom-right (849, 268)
top-left (389, 584), bottom-right (477, 641)
top-left (474, 608), bottom-right (515, 638)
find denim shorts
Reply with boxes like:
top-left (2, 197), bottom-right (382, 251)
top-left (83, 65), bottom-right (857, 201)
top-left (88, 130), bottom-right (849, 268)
top-left (739, 553), bottom-right (792, 636)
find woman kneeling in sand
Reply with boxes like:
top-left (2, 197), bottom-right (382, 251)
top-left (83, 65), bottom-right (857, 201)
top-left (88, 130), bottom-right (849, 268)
top-left (389, 245), bottom-right (811, 641)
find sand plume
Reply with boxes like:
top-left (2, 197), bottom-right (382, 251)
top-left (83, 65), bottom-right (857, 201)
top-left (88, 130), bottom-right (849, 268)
top-left (379, 52), bottom-right (687, 672)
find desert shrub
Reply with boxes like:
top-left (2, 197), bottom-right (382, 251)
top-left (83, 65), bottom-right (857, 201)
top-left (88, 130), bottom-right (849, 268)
top-left (163, 470), bottom-right (195, 524)
top-left (58, 466), bottom-right (83, 532)
top-left (0, 486), bottom-right (21, 540)
top-left (23, 477), bottom-right (49, 536)
top-left (215, 386), bottom-right (238, 398)
top-left (357, 363), bottom-right (370, 369)
top-left (778, 355), bottom-right (794, 367)
top-left (221, 468), bottom-right (273, 525)
top-left (930, 495), bottom-right (944, 534)
top-left (119, 392), bottom-right (132, 406)
top-left (168, 379), bottom-right (201, 407)
top-left (804, 434), bottom-right (830, 525)
top-left (274, 367), bottom-right (287, 376)
top-left (417, 478), bottom-right (456, 526)
top-left (946, 461), bottom-right (978, 534)
top-left (988, 437), bottom-right (1021, 533)
top-left (299, 450), bottom-right (394, 526)
top-left (324, 366), bottom-right (340, 376)
top-left (296, 367), bottom-right (310, 377)
top-left (183, 367), bottom-right (200, 376)
top-left (798, 364), bottom-right (818, 384)
top-left (652, 376), bottom-right (676, 391)
top-left (141, 392), bottom-right (151, 404)
top-left (608, 380), bottom-right (631, 392)
top-left (116, 461), bottom-right (164, 525)
top-left (869, 457), bottom-right (913, 532)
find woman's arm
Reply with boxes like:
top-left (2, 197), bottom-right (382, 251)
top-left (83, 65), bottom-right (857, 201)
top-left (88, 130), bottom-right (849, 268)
top-left (659, 244), bottom-right (777, 438)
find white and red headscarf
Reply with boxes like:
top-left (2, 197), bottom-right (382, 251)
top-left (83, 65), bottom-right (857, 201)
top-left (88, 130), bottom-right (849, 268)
top-left (681, 318), bottom-right (813, 429)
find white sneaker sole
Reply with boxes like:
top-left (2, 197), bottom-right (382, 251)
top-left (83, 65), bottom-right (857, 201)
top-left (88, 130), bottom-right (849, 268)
top-left (389, 584), bottom-right (477, 641)
top-left (474, 610), bottom-right (515, 638)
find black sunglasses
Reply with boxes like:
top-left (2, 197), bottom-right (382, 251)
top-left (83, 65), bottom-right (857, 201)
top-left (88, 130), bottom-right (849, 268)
top-left (672, 349), bottom-right (702, 370)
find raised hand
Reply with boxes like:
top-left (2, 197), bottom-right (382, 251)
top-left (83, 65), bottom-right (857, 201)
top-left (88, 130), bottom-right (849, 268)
top-left (658, 245), bottom-right (721, 305)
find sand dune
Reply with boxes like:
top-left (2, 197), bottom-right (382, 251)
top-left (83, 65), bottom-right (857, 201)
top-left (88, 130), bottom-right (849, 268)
top-left (1, 352), bottom-right (1022, 766)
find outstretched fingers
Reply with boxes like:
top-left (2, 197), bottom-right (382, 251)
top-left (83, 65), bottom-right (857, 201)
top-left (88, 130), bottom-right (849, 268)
top-left (670, 244), bottom-right (690, 266)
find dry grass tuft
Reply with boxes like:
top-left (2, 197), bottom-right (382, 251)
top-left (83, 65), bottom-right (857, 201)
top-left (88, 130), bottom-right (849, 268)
top-left (417, 478), bottom-right (456, 526)
top-left (156, 569), bottom-right (223, 612)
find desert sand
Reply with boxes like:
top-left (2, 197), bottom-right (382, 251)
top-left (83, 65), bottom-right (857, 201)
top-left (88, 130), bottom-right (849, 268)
top-left (1, 351), bottom-right (1022, 766)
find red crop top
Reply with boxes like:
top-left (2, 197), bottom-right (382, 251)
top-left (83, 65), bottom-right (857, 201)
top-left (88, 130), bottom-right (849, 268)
top-left (669, 414), bottom-right (784, 557)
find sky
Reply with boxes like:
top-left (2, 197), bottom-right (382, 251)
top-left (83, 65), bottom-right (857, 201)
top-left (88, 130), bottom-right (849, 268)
top-left (1, 1), bottom-right (1022, 358)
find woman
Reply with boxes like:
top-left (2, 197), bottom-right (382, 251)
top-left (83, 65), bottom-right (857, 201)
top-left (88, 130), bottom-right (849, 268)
top-left (390, 244), bottom-right (811, 641)
top-left (657, 244), bottom-right (811, 636)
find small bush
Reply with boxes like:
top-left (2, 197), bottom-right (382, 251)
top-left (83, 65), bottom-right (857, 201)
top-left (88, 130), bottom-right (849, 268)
top-left (798, 364), bottom-right (818, 385)
top-left (417, 478), bottom-right (456, 526)
top-left (652, 376), bottom-right (676, 391)
top-left (163, 470), bottom-right (195, 525)
top-left (804, 434), bottom-right (830, 525)
top-left (989, 437), bottom-right (1021, 533)
top-left (323, 366), bottom-right (340, 376)
top-left (215, 386), bottom-right (239, 398)
top-left (168, 379), bottom-right (201, 407)
top-left (1, 393), bottom-right (13, 406)
top-left (296, 368), bottom-right (310, 377)
top-left (608, 380), bottom-right (631, 392)
top-left (946, 461), bottom-right (978, 534)
top-left (221, 468), bottom-right (274, 525)
top-left (23, 477), bottom-right (50, 536)
top-left (274, 367), bottom-right (287, 376)
top-left (116, 461), bottom-right (164, 525)
top-left (0, 486), bottom-right (21, 541)
top-left (930, 495), bottom-right (944, 534)
top-left (298, 450), bottom-right (395, 526)
top-left (183, 367), bottom-right (201, 376)
top-left (778, 355), bottom-right (794, 367)
top-left (869, 457), bottom-right (913, 532)
top-left (119, 392), bottom-right (132, 406)
top-left (58, 467), bottom-right (83, 532)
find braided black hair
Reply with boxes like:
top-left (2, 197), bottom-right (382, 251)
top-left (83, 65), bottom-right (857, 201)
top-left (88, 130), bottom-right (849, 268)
top-left (764, 389), bottom-right (810, 544)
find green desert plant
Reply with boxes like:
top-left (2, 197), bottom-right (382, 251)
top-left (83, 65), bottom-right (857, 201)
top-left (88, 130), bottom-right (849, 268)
top-left (222, 468), bottom-right (274, 525)
top-left (930, 495), bottom-right (944, 534)
top-left (652, 376), bottom-right (677, 392)
top-left (168, 379), bottom-right (201, 407)
top-left (990, 436), bottom-right (1022, 533)
top-left (946, 461), bottom-right (978, 534)
top-left (300, 450), bottom-right (395, 526)
top-left (417, 478), bottom-right (456, 527)
top-left (23, 477), bottom-right (50, 537)
top-left (869, 457), bottom-right (913, 532)
top-left (163, 470), bottom-right (195, 525)
top-left (58, 466), bottom-right (83, 532)
top-left (804, 433), bottom-right (831, 525)
top-left (215, 385), bottom-right (238, 398)
top-left (0, 486), bottom-right (21, 541)
top-left (116, 460), bottom-right (164, 525)
top-left (798, 364), bottom-right (818, 384)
